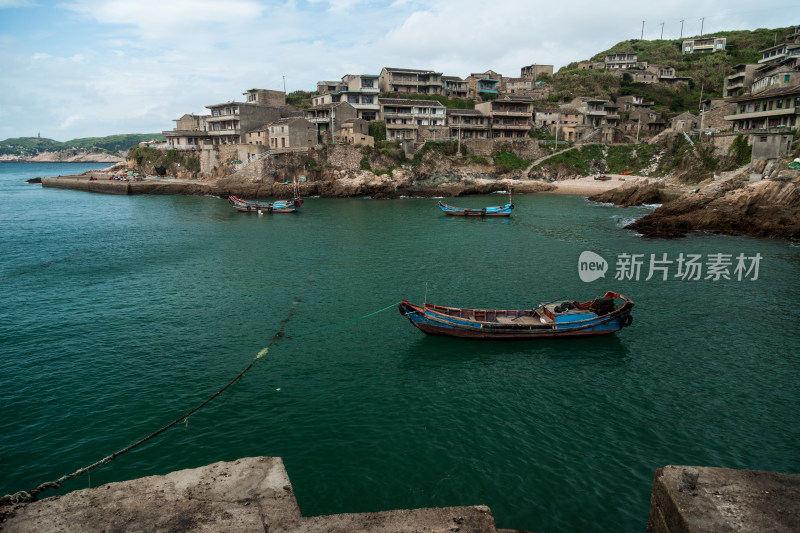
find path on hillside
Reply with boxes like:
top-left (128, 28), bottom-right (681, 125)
top-left (524, 144), bottom-right (580, 174)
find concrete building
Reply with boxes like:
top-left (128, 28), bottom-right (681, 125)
top-left (205, 102), bottom-right (282, 145)
top-left (475, 95), bottom-right (533, 139)
top-left (243, 89), bottom-right (286, 106)
top-left (317, 80), bottom-right (346, 94)
top-left (465, 71), bottom-right (502, 99)
top-left (378, 67), bottom-right (443, 95)
top-left (267, 117), bottom-right (316, 150)
top-left (378, 98), bottom-right (446, 141)
top-left (305, 101), bottom-right (358, 144)
top-left (682, 36), bottom-right (726, 54)
top-left (446, 109), bottom-right (490, 139)
top-left (724, 85), bottom-right (800, 131)
top-left (725, 64), bottom-right (761, 98)
top-left (442, 76), bottom-right (468, 99)
top-left (751, 132), bottom-right (794, 159)
top-left (605, 53), bottom-right (647, 70)
top-left (617, 95), bottom-right (654, 113)
top-left (520, 64), bottom-right (553, 80)
top-left (163, 114), bottom-right (209, 149)
top-left (313, 75), bottom-right (380, 122)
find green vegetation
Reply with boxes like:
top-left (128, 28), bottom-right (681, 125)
top-left (492, 150), bottom-right (530, 173)
top-left (0, 133), bottom-right (164, 157)
top-left (285, 90), bottom-right (317, 109)
top-left (728, 134), bottom-right (751, 167)
top-left (369, 121), bottom-right (386, 142)
top-left (585, 26), bottom-right (794, 97)
top-left (127, 145), bottom-right (200, 176)
top-left (360, 156), bottom-right (372, 171)
top-left (533, 144), bottom-right (662, 175)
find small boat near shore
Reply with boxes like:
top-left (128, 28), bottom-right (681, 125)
top-left (398, 291), bottom-right (634, 339)
top-left (437, 201), bottom-right (514, 217)
top-left (228, 195), bottom-right (302, 213)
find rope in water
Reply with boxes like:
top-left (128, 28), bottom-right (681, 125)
top-left (288, 300), bottom-right (402, 339)
top-left (0, 298), bottom-right (401, 507)
top-left (0, 299), bottom-right (300, 507)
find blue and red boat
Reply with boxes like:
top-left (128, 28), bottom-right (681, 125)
top-left (437, 201), bottom-right (513, 217)
top-left (228, 195), bottom-right (302, 213)
top-left (399, 291), bottom-right (634, 339)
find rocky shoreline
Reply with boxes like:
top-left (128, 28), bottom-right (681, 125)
top-left (37, 157), bottom-right (800, 240)
top-left (590, 162), bottom-right (800, 239)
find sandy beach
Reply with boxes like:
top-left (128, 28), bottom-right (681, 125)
top-left (538, 174), bottom-right (651, 195)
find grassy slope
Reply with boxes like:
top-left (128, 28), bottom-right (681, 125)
top-left (551, 26), bottom-right (794, 115)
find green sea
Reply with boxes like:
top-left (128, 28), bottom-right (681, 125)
top-left (1, 162), bottom-right (798, 531)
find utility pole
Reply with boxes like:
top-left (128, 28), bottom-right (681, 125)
top-left (457, 123), bottom-right (461, 155)
top-left (660, 22), bottom-right (664, 40)
top-left (636, 118), bottom-right (641, 143)
top-left (283, 76), bottom-right (286, 93)
top-left (700, 17), bottom-right (704, 36)
top-left (680, 20), bottom-right (684, 39)
top-left (641, 21), bottom-right (645, 40)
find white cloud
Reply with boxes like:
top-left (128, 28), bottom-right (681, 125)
top-left (0, 0), bottom-right (796, 140)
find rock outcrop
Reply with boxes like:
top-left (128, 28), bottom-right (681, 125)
top-left (604, 162), bottom-right (800, 239)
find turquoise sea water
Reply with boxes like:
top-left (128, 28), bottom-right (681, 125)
top-left (1, 162), bottom-right (798, 531)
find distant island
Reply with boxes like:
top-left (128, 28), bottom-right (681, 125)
top-left (0, 134), bottom-right (164, 162)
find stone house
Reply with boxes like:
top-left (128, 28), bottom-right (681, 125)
top-left (336, 119), bottom-right (374, 147)
top-left (378, 67), bottom-right (443, 95)
top-left (520, 64), bottom-right (553, 80)
top-left (615, 69), bottom-right (658, 83)
top-left (671, 111), bottom-right (700, 133)
top-left (446, 109), bottom-right (490, 139)
top-left (378, 98), bottom-right (446, 141)
top-left (616, 95), bottom-right (654, 113)
top-left (475, 95), bottom-right (533, 139)
top-left (305, 101), bottom-right (358, 144)
top-left (267, 117), bottom-right (316, 150)
top-left (245, 125), bottom-right (270, 146)
top-left (442, 76), bottom-right (468, 99)
top-left (243, 89), bottom-right (286, 106)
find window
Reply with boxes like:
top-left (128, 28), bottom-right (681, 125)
top-left (785, 74), bottom-right (791, 83)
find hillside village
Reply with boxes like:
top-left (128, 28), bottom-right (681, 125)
top-left (150, 25), bottom-right (800, 180)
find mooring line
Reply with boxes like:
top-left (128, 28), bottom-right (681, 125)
top-left (288, 300), bottom-right (401, 339)
top-left (0, 298), bottom-right (300, 507)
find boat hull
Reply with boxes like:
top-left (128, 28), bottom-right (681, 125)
top-left (437, 201), bottom-right (513, 217)
top-left (398, 292), bottom-right (634, 339)
top-left (228, 196), bottom-right (302, 213)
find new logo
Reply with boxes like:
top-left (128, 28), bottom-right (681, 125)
top-left (578, 251), bottom-right (608, 282)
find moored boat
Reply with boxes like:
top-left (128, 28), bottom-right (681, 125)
top-left (437, 201), bottom-right (514, 217)
top-left (398, 291), bottom-right (634, 339)
top-left (228, 195), bottom-right (302, 213)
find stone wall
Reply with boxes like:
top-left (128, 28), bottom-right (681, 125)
top-left (327, 145), bottom-right (362, 171)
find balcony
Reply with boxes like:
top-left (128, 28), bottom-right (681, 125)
top-left (383, 111), bottom-right (414, 119)
top-left (724, 107), bottom-right (797, 121)
top-left (207, 129), bottom-right (240, 136)
top-left (491, 110), bottom-right (531, 117)
top-left (492, 123), bottom-right (531, 130)
top-left (207, 113), bottom-right (239, 122)
top-left (587, 110), bottom-right (607, 116)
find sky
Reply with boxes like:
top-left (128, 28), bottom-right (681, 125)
top-left (0, 0), bottom-right (796, 141)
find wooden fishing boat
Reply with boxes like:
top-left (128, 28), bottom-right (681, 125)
top-left (398, 291), bottom-right (634, 339)
top-left (228, 195), bottom-right (302, 213)
top-left (437, 201), bottom-right (513, 217)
